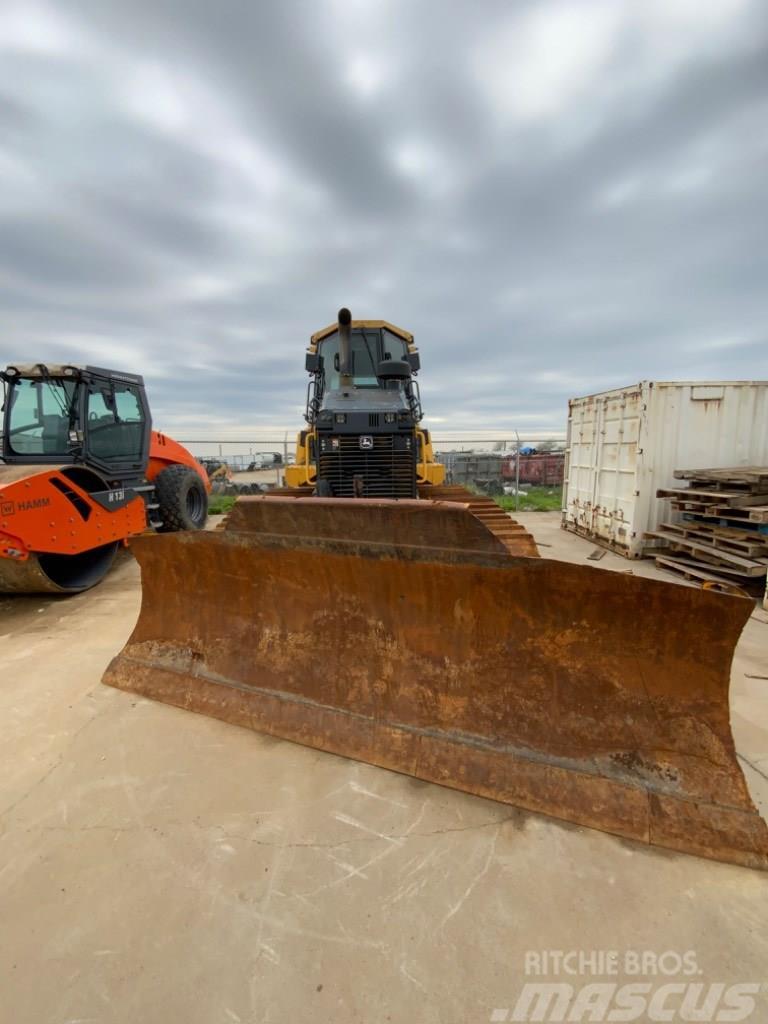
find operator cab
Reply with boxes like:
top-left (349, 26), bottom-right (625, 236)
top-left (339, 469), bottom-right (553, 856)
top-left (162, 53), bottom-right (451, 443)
top-left (285, 309), bottom-right (444, 496)
top-left (307, 324), bottom-right (422, 434)
top-left (315, 326), bottom-right (412, 389)
top-left (1, 364), bottom-right (151, 483)
top-left (301, 313), bottom-right (425, 498)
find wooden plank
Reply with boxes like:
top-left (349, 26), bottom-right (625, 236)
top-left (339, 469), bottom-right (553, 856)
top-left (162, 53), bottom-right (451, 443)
top-left (674, 478), bottom-right (766, 492)
top-left (673, 466), bottom-right (768, 479)
top-left (658, 522), bottom-right (768, 557)
top-left (678, 519), bottom-right (768, 542)
top-left (669, 500), bottom-right (712, 513)
top-left (673, 467), bottom-right (768, 489)
top-left (654, 556), bottom-right (752, 598)
top-left (673, 506), bottom-right (722, 521)
top-left (656, 488), bottom-right (758, 504)
top-left (727, 493), bottom-right (768, 507)
top-left (660, 488), bottom-right (768, 507)
top-left (663, 543), bottom-right (764, 574)
top-left (675, 505), bottom-right (768, 526)
top-left (657, 522), bottom-right (687, 535)
top-left (681, 514), bottom-right (768, 537)
top-left (709, 505), bottom-right (768, 523)
top-left (645, 530), bottom-right (768, 575)
top-left (658, 488), bottom-right (721, 501)
top-left (650, 551), bottom-right (756, 579)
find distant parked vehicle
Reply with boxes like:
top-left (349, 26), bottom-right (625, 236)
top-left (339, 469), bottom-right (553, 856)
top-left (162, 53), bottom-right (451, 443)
top-left (248, 452), bottom-right (283, 470)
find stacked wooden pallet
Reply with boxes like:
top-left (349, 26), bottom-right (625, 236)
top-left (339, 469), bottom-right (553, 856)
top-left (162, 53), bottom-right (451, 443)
top-left (650, 467), bottom-right (768, 597)
top-left (657, 467), bottom-right (768, 523)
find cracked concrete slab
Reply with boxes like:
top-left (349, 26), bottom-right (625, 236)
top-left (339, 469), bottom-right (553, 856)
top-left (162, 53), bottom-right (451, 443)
top-left (1, 517), bottom-right (767, 1024)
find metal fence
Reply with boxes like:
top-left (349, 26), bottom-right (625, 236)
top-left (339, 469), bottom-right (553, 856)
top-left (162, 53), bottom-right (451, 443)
top-left (180, 432), bottom-right (568, 497)
top-left (179, 433), bottom-right (566, 464)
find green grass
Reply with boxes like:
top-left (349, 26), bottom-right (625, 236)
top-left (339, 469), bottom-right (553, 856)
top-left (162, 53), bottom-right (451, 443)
top-left (494, 486), bottom-right (563, 512)
top-left (207, 494), bottom-right (237, 515)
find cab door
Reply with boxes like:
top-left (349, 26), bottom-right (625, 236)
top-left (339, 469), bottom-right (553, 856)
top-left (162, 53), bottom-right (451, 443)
top-left (84, 380), bottom-right (151, 483)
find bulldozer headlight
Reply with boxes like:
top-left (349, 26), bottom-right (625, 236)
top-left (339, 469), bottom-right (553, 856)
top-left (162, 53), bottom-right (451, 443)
top-left (384, 413), bottom-right (396, 423)
top-left (335, 413), bottom-right (346, 424)
top-left (331, 437), bottom-right (340, 449)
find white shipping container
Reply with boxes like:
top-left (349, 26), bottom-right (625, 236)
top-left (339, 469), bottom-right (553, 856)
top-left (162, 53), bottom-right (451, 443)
top-left (562, 381), bottom-right (768, 558)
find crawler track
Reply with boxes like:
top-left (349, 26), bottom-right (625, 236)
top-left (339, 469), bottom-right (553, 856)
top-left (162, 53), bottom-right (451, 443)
top-left (417, 484), bottom-right (537, 557)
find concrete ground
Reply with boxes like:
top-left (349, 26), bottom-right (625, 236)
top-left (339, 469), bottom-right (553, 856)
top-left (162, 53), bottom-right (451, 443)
top-left (1, 513), bottom-right (766, 1024)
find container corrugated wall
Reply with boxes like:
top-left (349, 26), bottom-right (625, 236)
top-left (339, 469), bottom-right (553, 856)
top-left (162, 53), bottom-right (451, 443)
top-left (562, 381), bottom-right (768, 557)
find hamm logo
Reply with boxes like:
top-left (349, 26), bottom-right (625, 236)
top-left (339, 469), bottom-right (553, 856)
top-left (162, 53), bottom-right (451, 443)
top-left (16, 497), bottom-right (51, 512)
top-left (1, 501), bottom-right (14, 516)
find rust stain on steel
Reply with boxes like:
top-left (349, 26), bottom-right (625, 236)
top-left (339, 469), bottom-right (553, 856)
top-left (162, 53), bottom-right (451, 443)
top-left (103, 496), bottom-right (768, 870)
top-left (268, 484), bottom-right (540, 558)
top-left (223, 494), bottom-right (538, 560)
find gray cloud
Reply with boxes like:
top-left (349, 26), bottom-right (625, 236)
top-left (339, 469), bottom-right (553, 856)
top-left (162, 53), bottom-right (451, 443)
top-left (1, 0), bottom-right (767, 438)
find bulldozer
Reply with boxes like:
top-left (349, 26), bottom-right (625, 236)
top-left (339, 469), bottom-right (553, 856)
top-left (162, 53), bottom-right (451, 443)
top-left (284, 308), bottom-right (445, 497)
top-left (104, 312), bottom-right (768, 870)
top-left (0, 363), bottom-right (210, 592)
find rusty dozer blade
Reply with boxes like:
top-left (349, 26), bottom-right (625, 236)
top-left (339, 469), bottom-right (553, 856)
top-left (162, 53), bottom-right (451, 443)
top-left (103, 496), bottom-right (768, 870)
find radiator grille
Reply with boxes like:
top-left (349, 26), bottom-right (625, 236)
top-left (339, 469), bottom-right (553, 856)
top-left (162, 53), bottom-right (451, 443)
top-left (318, 434), bottom-right (417, 498)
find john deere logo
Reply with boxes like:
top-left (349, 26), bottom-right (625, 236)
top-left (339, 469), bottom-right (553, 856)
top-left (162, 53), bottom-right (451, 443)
top-left (359, 435), bottom-right (374, 450)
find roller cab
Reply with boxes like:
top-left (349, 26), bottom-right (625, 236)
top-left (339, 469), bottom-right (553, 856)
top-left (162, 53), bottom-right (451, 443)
top-left (0, 364), bottom-right (209, 592)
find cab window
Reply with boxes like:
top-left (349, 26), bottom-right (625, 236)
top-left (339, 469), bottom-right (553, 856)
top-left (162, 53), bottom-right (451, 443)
top-left (382, 329), bottom-right (408, 362)
top-left (319, 329), bottom-right (381, 389)
top-left (7, 378), bottom-right (76, 455)
top-left (87, 384), bottom-right (145, 460)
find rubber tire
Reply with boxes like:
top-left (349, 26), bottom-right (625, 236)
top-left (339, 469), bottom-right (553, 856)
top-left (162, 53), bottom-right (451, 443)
top-left (155, 465), bottom-right (208, 532)
top-left (315, 478), bottom-right (333, 497)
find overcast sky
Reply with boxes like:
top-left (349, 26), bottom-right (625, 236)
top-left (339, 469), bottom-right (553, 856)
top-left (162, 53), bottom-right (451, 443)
top-left (1, 0), bottom-right (767, 438)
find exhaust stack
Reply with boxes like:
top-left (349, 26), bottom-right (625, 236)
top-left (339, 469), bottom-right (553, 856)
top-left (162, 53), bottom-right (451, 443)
top-left (338, 307), bottom-right (353, 387)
